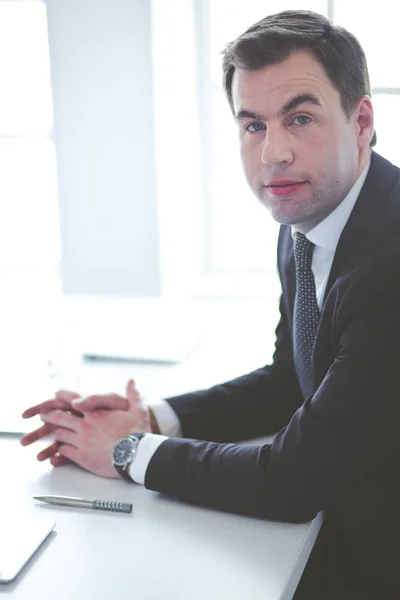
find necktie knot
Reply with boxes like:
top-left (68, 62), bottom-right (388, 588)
top-left (293, 232), bottom-right (315, 272)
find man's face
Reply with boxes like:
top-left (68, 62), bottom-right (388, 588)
top-left (231, 51), bottom-right (373, 232)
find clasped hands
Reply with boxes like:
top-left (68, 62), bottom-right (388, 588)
top-left (20, 380), bottom-right (154, 478)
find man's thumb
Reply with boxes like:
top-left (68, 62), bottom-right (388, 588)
top-left (126, 379), bottom-right (141, 407)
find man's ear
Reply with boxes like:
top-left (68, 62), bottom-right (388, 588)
top-left (355, 95), bottom-right (374, 148)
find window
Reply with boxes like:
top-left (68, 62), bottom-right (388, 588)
top-left (0, 0), bottom-right (60, 270)
top-left (201, 1), bottom-right (400, 286)
top-left (333, 1), bottom-right (400, 165)
top-left (0, 1), bottom-right (61, 431)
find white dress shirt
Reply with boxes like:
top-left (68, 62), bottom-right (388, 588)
top-left (130, 160), bottom-right (371, 485)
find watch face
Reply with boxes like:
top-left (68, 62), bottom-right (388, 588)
top-left (113, 437), bottom-right (135, 467)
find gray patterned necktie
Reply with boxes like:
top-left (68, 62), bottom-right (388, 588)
top-left (292, 232), bottom-right (320, 398)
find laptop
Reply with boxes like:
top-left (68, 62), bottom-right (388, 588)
top-left (0, 514), bottom-right (56, 583)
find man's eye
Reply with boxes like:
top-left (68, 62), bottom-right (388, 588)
top-left (292, 115), bottom-right (311, 126)
top-left (246, 122), bottom-right (265, 132)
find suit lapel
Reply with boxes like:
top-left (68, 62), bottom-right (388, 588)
top-left (278, 224), bottom-right (296, 329)
top-left (323, 152), bottom-right (400, 305)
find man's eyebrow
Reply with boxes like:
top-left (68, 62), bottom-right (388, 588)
top-left (235, 93), bottom-right (322, 122)
top-left (279, 93), bottom-right (322, 116)
top-left (236, 109), bottom-right (267, 122)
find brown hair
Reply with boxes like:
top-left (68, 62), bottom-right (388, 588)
top-left (222, 10), bottom-right (376, 146)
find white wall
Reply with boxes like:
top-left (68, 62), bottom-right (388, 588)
top-left (46, 0), bottom-right (161, 295)
top-left (150, 0), bottom-right (203, 298)
top-left (46, 0), bottom-right (204, 298)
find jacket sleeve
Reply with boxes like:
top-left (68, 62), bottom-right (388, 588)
top-left (165, 293), bottom-right (303, 443)
top-left (145, 240), bottom-right (400, 523)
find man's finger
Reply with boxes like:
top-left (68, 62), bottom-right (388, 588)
top-left (57, 443), bottom-right (81, 465)
top-left (20, 422), bottom-right (54, 446)
top-left (22, 397), bottom-right (71, 419)
top-left (50, 454), bottom-right (71, 467)
top-left (37, 441), bottom-right (60, 461)
top-left (126, 379), bottom-right (141, 409)
top-left (41, 410), bottom-right (82, 433)
top-left (53, 428), bottom-right (78, 447)
top-left (55, 389), bottom-right (81, 402)
top-left (72, 393), bottom-right (129, 412)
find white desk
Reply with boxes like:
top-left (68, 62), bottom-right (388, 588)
top-left (0, 292), bottom-right (322, 598)
top-left (0, 436), bottom-right (322, 600)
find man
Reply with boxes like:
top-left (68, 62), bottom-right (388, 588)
top-left (21, 10), bottom-right (400, 599)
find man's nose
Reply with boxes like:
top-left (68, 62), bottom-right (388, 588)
top-left (261, 127), bottom-right (293, 166)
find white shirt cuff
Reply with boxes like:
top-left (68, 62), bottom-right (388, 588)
top-left (128, 434), bottom-right (168, 485)
top-left (147, 399), bottom-right (182, 437)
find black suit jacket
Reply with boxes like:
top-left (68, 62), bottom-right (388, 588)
top-left (145, 152), bottom-right (400, 595)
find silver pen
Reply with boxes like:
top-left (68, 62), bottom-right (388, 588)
top-left (34, 494), bottom-right (132, 514)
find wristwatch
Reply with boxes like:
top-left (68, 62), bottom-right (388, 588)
top-left (112, 433), bottom-right (145, 481)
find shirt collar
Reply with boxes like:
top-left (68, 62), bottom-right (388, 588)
top-left (291, 160), bottom-right (371, 252)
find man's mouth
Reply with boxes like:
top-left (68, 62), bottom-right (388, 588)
top-left (265, 180), bottom-right (307, 197)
